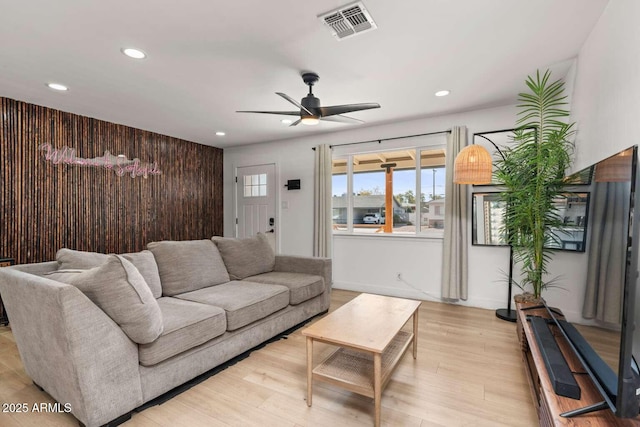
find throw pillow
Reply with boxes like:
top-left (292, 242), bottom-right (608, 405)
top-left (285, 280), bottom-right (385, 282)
top-left (56, 248), bottom-right (162, 298)
top-left (212, 233), bottom-right (275, 280)
top-left (147, 239), bottom-right (230, 296)
top-left (120, 251), bottom-right (163, 299)
top-left (49, 255), bottom-right (163, 344)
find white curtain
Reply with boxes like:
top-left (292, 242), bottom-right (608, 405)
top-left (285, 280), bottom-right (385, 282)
top-left (442, 126), bottom-right (468, 300)
top-left (313, 144), bottom-right (332, 258)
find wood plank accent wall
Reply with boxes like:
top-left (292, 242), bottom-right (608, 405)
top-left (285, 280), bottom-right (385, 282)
top-left (0, 97), bottom-right (223, 264)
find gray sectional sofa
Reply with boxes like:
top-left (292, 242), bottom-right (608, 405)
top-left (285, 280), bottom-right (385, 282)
top-left (0, 234), bottom-right (331, 427)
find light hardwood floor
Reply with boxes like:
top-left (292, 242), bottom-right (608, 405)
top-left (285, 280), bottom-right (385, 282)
top-left (0, 290), bottom-right (538, 426)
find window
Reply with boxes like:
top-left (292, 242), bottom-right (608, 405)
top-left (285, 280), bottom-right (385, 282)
top-left (243, 174), bottom-right (267, 197)
top-left (332, 144), bottom-right (446, 236)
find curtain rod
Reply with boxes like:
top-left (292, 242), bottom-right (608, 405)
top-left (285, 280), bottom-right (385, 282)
top-left (311, 129), bottom-right (451, 151)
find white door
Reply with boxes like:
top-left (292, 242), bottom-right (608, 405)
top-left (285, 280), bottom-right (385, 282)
top-left (236, 164), bottom-right (276, 250)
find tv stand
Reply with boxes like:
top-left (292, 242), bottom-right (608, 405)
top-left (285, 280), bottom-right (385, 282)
top-left (520, 303), bottom-right (564, 318)
top-left (516, 303), bottom-right (638, 426)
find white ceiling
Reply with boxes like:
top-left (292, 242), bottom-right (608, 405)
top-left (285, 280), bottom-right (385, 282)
top-left (0, 0), bottom-right (609, 148)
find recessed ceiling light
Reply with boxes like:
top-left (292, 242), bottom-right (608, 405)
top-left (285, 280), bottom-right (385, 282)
top-left (301, 117), bottom-right (320, 126)
top-left (215, 131), bottom-right (226, 136)
top-left (281, 119), bottom-right (293, 124)
top-left (46, 82), bottom-right (69, 91)
top-left (435, 90), bottom-right (450, 97)
top-left (121, 47), bottom-right (147, 59)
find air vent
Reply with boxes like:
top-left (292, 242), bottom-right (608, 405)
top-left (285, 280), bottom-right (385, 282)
top-left (318, 1), bottom-right (377, 40)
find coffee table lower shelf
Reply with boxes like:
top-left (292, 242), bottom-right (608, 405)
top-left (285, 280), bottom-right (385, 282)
top-left (311, 330), bottom-right (413, 398)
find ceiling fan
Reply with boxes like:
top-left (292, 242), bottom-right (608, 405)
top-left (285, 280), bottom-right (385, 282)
top-left (237, 72), bottom-right (380, 126)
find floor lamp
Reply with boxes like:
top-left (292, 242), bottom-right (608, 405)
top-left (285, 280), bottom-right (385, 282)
top-left (495, 244), bottom-right (517, 322)
top-left (454, 133), bottom-right (517, 322)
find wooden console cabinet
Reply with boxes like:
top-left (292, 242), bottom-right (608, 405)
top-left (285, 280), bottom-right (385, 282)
top-left (516, 303), bottom-right (640, 426)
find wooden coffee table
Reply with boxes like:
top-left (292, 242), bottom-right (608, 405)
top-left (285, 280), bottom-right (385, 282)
top-left (302, 293), bottom-right (421, 427)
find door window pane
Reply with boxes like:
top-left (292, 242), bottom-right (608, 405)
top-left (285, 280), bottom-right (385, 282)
top-left (243, 174), bottom-right (267, 198)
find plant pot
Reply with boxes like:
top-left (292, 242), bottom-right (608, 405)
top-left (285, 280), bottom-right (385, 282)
top-left (514, 292), bottom-right (544, 306)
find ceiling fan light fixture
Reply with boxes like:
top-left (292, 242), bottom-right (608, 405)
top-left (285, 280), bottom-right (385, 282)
top-left (301, 117), bottom-right (320, 125)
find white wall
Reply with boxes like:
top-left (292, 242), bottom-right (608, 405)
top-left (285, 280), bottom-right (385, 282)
top-left (224, 103), bottom-right (590, 318)
top-left (570, 0), bottom-right (640, 172)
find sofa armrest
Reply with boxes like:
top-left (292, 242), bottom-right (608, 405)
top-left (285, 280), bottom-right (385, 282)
top-left (0, 269), bottom-right (143, 427)
top-left (274, 255), bottom-right (332, 286)
top-left (274, 255), bottom-right (332, 310)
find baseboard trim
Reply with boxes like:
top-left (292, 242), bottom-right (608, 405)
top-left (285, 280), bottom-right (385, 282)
top-left (333, 281), bottom-right (510, 310)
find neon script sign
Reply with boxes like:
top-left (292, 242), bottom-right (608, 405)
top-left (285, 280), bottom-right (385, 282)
top-left (39, 144), bottom-right (162, 178)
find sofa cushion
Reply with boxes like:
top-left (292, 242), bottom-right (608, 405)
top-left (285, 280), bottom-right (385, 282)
top-left (55, 248), bottom-right (163, 298)
top-left (212, 233), bottom-right (274, 280)
top-left (138, 297), bottom-right (227, 366)
top-left (147, 239), bottom-right (230, 296)
top-left (120, 251), bottom-right (163, 299)
top-left (175, 281), bottom-right (289, 331)
top-left (46, 255), bottom-right (163, 344)
top-left (56, 248), bottom-right (107, 269)
top-left (244, 272), bottom-right (325, 305)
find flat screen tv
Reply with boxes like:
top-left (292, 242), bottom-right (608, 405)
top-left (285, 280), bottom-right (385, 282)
top-left (542, 145), bottom-right (640, 418)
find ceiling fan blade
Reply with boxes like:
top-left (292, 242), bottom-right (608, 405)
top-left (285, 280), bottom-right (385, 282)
top-left (321, 114), bottom-right (365, 124)
top-left (289, 119), bottom-right (302, 127)
top-left (319, 103), bottom-right (380, 117)
top-left (236, 110), bottom-right (300, 116)
top-left (275, 92), bottom-right (314, 116)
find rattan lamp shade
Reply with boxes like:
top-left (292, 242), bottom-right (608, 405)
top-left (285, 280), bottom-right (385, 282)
top-left (454, 144), bottom-right (493, 184)
top-left (594, 148), bottom-right (634, 182)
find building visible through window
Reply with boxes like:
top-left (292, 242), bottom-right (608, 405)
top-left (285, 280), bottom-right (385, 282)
top-left (332, 146), bottom-right (446, 236)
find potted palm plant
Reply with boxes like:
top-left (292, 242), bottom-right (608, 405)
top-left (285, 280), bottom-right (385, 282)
top-left (494, 70), bottom-right (576, 301)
